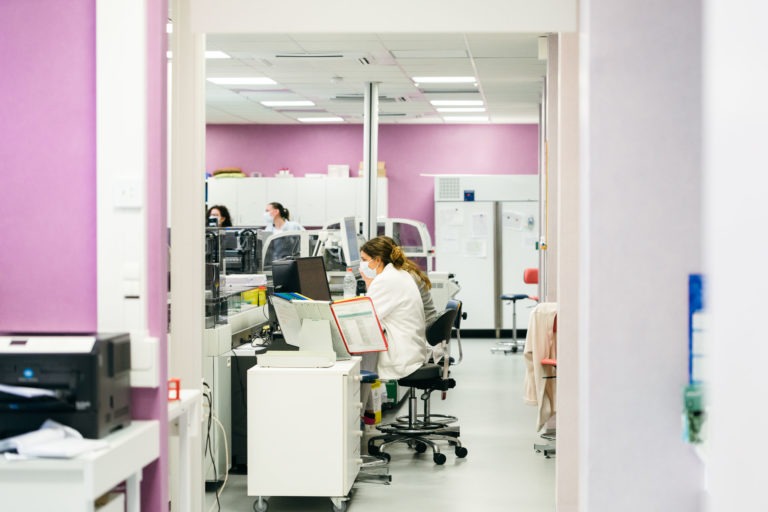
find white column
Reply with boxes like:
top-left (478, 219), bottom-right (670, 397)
top-left (705, 1), bottom-right (768, 510)
top-left (556, 31), bottom-right (580, 512)
top-left (579, 1), bottom-right (704, 510)
top-left (544, 34), bottom-right (559, 303)
top-left (363, 82), bottom-right (379, 240)
top-left (169, 0), bottom-right (205, 509)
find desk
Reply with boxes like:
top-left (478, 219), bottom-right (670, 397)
top-left (247, 357), bottom-right (362, 512)
top-left (0, 420), bottom-right (159, 512)
top-left (168, 389), bottom-right (202, 512)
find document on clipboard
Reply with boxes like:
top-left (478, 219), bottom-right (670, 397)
top-left (329, 297), bottom-right (388, 354)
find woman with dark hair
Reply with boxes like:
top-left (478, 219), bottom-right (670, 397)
top-left (263, 201), bottom-right (303, 233)
top-left (359, 236), bottom-right (429, 380)
top-left (207, 204), bottom-right (233, 227)
top-left (378, 236), bottom-right (437, 328)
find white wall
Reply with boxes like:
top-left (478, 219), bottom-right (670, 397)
top-left (579, 0), bottom-right (704, 510)
top-left (705, 1), bottom-right (768, 510)
top-left (191, 0), bottom-right (577, 33)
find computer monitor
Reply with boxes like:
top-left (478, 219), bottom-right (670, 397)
top-left (271, 256), bottom-right (332, 301)
top-left (339, 216), bottom-right (361, 269)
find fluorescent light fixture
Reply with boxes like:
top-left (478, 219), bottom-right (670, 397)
top-left (205, 51), bottom-right (231, 59)
top-left (443, 116), bottom-right (489, 122)
top-left (207, 77), bottom-right (277, 85)
top-left (412, 76), bottom-right (476, 84)
top-left (430, 100), bottom-right (484, 107)
top-left (436, 107), bottom-right (486, 113)
top-left (260, 100), bottom-right (315, 107)
top-left (297, 117), bottom-right (344, 123)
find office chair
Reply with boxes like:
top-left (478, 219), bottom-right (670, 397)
top-left (368, 308), bottom-right (468, 465)
top-left (493, 267), bottom-right (539, 354)
top-left (396, 298), bottom-right (465, 428)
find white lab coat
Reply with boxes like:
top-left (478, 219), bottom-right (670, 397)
top-left (523, 302), bottom-right (558, 432)
top-left (366, 264), bottom-right (430, 380)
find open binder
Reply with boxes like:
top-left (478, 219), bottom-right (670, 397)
top-left (270, 295), bottom-right (388, 358)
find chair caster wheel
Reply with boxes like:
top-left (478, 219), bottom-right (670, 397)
top-left (415, 442), bottom-right (428, 454)
top-left (455, 446), bottom-right (468, 458)
top-left (433, 452), bottom-right (447, 465)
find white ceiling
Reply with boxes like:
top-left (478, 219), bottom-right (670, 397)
top-left (204, 33), bottom-right (547, 125)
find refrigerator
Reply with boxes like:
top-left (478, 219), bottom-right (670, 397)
top-left (434, 175), bottom-right (539, 334)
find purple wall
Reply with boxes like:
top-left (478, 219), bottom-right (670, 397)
top-left (207, 124), bottom-right (539, 235)
top-left (1, 2), bottom-right (168, 511)
top-left (0, 1), bottom-right (97, 332)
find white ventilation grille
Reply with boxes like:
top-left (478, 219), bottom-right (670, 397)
top-left (437, 177), bottom-right (461, 200)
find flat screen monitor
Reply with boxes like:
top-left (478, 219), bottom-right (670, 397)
top-left (271, 256), bottom-right (332, 301)
top-left (340, 216), bottom-right (361, 269)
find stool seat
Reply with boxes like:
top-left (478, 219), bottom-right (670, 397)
top-left (397, 364), bottom-right (441, 387)
top-left (501, 293), bottom-right (530, 301)
top-left (541, 358), bottom-right (557, 367)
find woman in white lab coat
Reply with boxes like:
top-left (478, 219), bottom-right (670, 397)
top-left (359, 236), bottom-right (430, 380)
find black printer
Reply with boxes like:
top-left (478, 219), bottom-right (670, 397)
top-left (0, 333), bottom-right (132, 439)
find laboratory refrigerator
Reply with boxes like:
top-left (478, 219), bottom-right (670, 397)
top-left (434, 175), bottom-right (540, 335)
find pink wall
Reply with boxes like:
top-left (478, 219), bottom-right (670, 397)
top-left (0, 1), bottom-right (97, 332)
top-left (207, 124), bottom-right (539, 236)
top-left (1, 2), bottom-right (168, 511)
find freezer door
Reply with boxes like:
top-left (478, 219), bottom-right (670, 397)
top-left (434, 201), bottom-right (496, 330)
top-left (499, 201), bottom-right (540, 331)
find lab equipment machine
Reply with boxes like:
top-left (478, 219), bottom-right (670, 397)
top-left (0, 333), bottom-right (132, 439)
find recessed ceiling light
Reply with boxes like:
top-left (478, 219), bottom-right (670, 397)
top-left (412, 76), bottom-right (476, 84)
top-left (207, 77), bottom-right (277, 85)
top-left (260, 100), bottom-right (316, 107)
top-left (430, 100), bottom-right (484, 107)
top-left (205, 51), bottom-right (231, 59)
top-left (298, 117), bottom-right (344, 123)
top-left (443, 116), bottom-right (489, 122)
top-left (436, 107), bottom-right (486, 113)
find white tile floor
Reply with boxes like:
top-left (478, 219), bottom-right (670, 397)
top-left (205, 338), bottom-right (555, 512)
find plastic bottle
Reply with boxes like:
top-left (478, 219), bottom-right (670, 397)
top-left (343, 268), bottom-right (357, 298)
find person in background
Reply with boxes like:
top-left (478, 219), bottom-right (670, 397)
top-left (359, 236), bottom-right (429, 380)
top-left (207, 205), bottom-right (233, 227)
top-left (263, 202), bottom-right (303, 233)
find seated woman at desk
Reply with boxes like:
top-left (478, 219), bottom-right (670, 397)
top-left (263, 202), bottom-right (303, 233)
top-left (359, 236), bottom-right (429, 380)
top-left (378, 236), bottom-right (437, 328)
top-left (207, 204), bottom-right (233, 227)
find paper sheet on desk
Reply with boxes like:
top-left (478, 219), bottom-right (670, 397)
top-left (0, 419), bottom-right (107, 459)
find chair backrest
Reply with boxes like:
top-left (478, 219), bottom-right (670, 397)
top-left (444, 299), bottom-right (464, 364)
top-left (445, 299), bottom-right (463, 330)
top-left (425, 308), bottom-right (458, 348)
top-left (523, 268), bottom-right (539, 285)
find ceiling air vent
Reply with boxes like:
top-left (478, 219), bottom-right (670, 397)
top-left (332, 94), bottom-right (408, 103)
top-left (436, 177), bottom-right (462, 201)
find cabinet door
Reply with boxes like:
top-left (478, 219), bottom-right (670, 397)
top-left (207, 179), bottom-right (240, 220)
top-left (265, 178), bottom-right (298, 222)
top-left (326, 178), bottom-right (359, 225)
top-left (236, 179), bottom-right (268, 226)
top-left (295, 178), bottom-right (327, 227)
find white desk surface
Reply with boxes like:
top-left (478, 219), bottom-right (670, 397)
top-left (0, 420), bottom-right (159, 511)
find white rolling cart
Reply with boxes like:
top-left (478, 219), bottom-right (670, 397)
top-left (247, 357), bottom-right (362, 512)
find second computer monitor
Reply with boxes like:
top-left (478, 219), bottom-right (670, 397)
top-left (340, 216), bottom-right (361, 269)
top-left (272, 256), bottom-right (332, 301)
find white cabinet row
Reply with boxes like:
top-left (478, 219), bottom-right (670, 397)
top-left (207, 177), bottom-right (388, 227)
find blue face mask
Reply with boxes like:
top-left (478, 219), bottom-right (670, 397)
top-left (360, 260), bottom-right (378, 279)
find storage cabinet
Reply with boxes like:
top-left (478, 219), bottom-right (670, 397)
top-left (207, 177), bottom-right (388, 226)
top-left (247, 358), bottom-right (362, 508)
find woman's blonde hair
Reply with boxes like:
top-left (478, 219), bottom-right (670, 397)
top-left (360, 236), bottom-right (431, 289)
